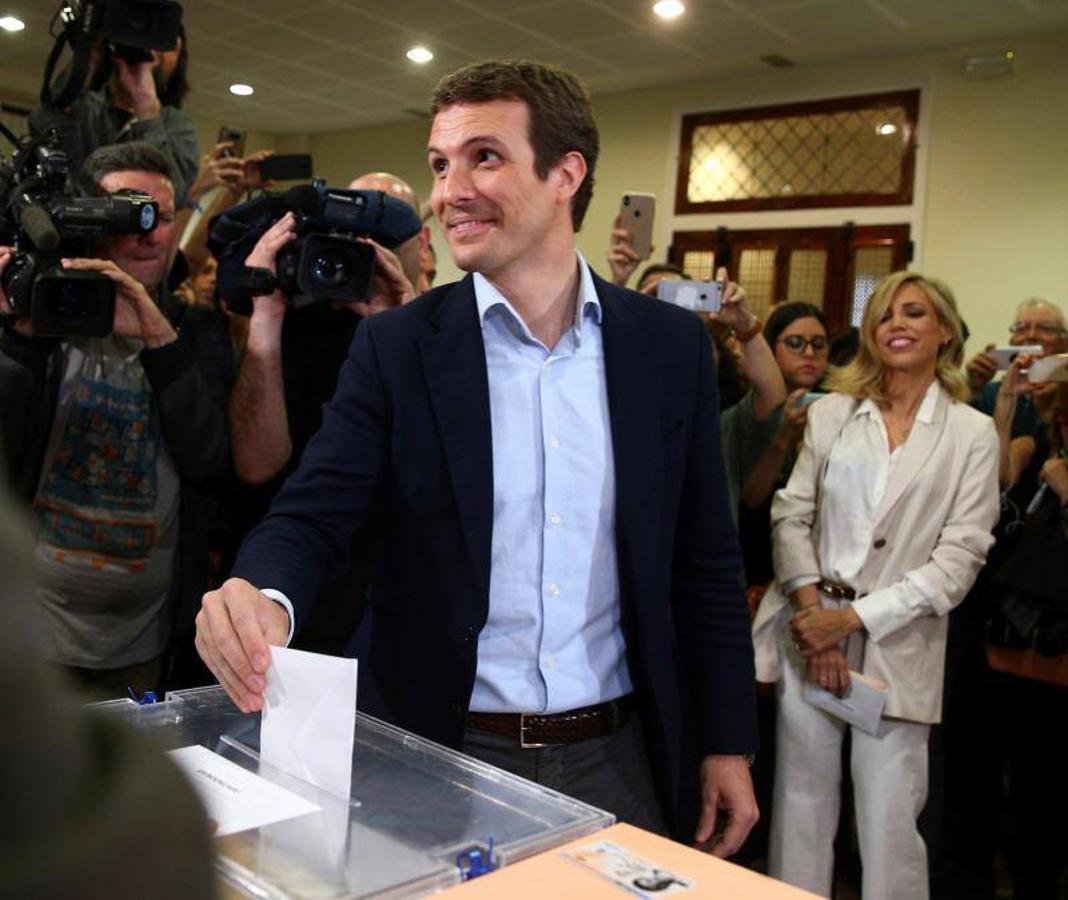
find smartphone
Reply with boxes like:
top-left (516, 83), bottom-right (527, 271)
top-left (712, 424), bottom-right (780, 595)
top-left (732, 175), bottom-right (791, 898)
top-left (257, 153), bottom-right (313, 182)
top-left (620, 192), bottom-right (655, 261)
top-left (656, 279), bottom-right (723, 313)
top-left (798, 392), bottom-right (823, 407)
top-left (993, 344), bottom-right (1042, 369)
top-left (217, 125), bottom-right (246, 159)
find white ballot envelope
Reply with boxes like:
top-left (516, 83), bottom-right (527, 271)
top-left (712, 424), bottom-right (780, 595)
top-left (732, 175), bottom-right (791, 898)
top-left (261, 646), bottom-right (358, 802)
top-left (802, 671), bottom-right (888, 735)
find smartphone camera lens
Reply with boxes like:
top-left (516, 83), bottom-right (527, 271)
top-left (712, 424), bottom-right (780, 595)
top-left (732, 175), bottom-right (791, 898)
top-left (623, 196), bottom-right (630, 206)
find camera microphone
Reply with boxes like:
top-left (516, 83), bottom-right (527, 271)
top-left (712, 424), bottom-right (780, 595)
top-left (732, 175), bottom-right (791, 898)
top-left (20, 203), bottom-right (61, 252)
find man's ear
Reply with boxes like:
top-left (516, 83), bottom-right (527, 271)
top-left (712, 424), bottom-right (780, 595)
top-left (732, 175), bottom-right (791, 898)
top-left (552, 151), bottom-right (587, 206)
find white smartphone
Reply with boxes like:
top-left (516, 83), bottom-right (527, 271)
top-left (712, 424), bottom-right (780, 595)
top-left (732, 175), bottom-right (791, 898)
top-left (656, 279), bottom-right (723, 313)
top-left (620, 192), bottom-right (655, 261)
top-left (993, 345), bottom-right (1042, 369)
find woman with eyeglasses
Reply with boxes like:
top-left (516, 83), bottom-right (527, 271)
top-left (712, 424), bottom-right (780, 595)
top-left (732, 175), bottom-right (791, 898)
top-left (752, 272), bottom-right (1001, 899)
top-left (739, 302), bottom-right (830, 586)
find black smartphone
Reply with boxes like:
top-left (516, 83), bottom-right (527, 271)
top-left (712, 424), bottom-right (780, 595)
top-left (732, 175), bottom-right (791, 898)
top-left (257, 154), bottom-right (313, 182)
top-left (217, 126), bottom-right (246, 159)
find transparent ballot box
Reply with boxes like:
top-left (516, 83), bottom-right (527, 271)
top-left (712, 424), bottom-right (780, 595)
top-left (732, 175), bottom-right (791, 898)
top-left (94, 686), bottom-right (614, 898)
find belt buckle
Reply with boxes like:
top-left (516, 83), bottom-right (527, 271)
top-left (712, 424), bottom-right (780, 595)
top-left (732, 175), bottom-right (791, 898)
top-left (519, 713), bottom-right (549, 749)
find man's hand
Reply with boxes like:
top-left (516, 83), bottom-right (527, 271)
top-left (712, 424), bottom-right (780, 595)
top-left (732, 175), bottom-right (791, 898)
top-left (112, 57), bottom-right (161, 121)
top-left (707, 266), bottom-right (753, 332)
top-left (694, 755), bottom-right (759, 857)
top-left (606, 214), bottom-right (644, 287)
top-left (966, 343), bottom-right (998, 397)
top-left (195, 578), bottom-right (291, 713)
top-left (338, 238), bottom-right (416, 317)
top-left (61, 258), bottom-right (177, 348)
top-left (247, 212), bottom-right (297, 275)
top-left (791, 606), bottom-right (864, 656)
top-left (1040, 457), bottom-right (1068, 506)
top-left (803, 647), bottom-right (852, 697)
top-left (0, 246), bottom-right (33, 338)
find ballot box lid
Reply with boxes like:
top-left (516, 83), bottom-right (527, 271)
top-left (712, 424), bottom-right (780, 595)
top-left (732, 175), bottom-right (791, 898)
top-left (94, 685), bottom-right (613, 898)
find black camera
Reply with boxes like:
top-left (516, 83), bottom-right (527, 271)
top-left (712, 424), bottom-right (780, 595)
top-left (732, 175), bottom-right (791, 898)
top-left (209, 181), bottom-right (423, 316)
top-left (41, 0), bottom-right (184, 108)
top-left (0, 128), bottom-right (159, 337)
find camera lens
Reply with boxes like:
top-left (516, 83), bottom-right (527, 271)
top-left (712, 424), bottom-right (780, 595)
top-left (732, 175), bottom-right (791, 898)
top-left (53, 282), bottom-right (88, 319)
top-left (311, 249), bottom-right (351, 288)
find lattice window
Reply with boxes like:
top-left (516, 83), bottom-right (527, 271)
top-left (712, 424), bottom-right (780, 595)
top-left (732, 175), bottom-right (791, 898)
top-left (786, 249), bottom-right (827, 306)
top-left (851, 247), bottom-right (895, 325)
top-left (677, 91), bottom-right (918, 213)
top-left (738, 248), bottom-right (776, 318)
top-left (682, 250), bottom-right (715, 281)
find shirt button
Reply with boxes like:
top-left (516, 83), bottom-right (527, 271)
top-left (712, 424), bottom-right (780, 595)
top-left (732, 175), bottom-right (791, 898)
top-left (873, 538), bottom-right (887, 549)
top-left (548, 512), bottom-right (562, 526)
top-left (547, 582), bottom-right (560, 597)
top-left (549, 437), bottom-right (560, 449)
top-left (544, 656), bottom-right (556, 670)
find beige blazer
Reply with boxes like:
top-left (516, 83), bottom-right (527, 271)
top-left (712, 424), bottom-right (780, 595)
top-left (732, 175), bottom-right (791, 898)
top-left (752, 388), bottom-right (1001, 723)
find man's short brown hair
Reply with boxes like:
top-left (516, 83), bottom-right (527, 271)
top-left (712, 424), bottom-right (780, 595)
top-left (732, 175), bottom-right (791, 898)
top-left (431, 60), bottom-right (599, 231)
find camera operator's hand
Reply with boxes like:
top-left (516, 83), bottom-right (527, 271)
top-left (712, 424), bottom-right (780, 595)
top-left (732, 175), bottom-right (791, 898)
top-left (340, 238), bottom-right (416, 318)
top-left (112, 57), bottom-right (162, 121)
top-left (606, 214), bottom-right (645, 287)
top-left (243, 213), bottom-right (297, 346)
top-left (966, 343), bottom-right (999, 398)
top-left (188, 142), bottom-right (247, 206)
top-left (0, 246), bottom-right (35, 339)
top-left (61, 258), bottom-right (177, 348)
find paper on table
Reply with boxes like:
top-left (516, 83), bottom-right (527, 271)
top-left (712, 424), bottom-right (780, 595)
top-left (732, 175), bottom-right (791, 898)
top-left (802, 670), bottom-right (887, 735)
top-left (169, 744), bottom-right (321, 837)
top-left (261, 646), bottom-right (358, 801)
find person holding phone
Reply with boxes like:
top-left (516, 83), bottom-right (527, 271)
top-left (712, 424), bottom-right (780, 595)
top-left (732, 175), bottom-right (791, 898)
top-left (753, 272), bottom-right (1000, 899)
top-left (740, 302), bottom-right (830, 587)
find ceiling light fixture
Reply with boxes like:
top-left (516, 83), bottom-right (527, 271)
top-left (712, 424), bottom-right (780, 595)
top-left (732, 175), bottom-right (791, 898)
top-left (876, 122), bottom-right (898, 136)
top-left (653, 1), bottom-right (685, 20)
top-left (0, 15), bottom-right (26, 32)
top-left (229, 83), bottom-right (254, 96)
top-left (406, 46), bottom-right (433, 64)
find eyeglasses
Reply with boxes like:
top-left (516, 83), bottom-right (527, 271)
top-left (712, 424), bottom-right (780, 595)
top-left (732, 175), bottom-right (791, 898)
top-left (779, 334), bottom-right (829, 354)
top-left (1009, 321), bottom-right (1066, 336)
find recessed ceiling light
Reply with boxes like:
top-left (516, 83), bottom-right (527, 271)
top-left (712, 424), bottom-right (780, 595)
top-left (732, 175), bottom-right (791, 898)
top-left (406, 46), bottom-right (434, 64)
top-left (876, 122), bottom-right (898, 136)
top-left (653, 0), bottom-right (685, 20)
top-left (0, 15), bottom-right (26, 32)
top-left (229, 83), bottom-right (254, 96)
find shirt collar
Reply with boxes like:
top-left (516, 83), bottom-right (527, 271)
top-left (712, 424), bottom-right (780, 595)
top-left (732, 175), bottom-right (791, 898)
top-left (473, 251), bottom-right (602, 341)
top-left (855, 379), bottom-right (942, 424)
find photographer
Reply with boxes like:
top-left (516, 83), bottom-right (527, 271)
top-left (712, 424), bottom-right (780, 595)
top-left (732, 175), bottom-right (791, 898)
top-left (226, 171), bottom-right (423, 653)
top-left (0, 141), bottom-right (231, 699)
top-left (31, 26), bottom-right (199, 208)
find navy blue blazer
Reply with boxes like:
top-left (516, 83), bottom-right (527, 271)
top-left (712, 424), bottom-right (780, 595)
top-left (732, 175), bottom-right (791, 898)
top-left (232, 272), bottom-right (757, 836)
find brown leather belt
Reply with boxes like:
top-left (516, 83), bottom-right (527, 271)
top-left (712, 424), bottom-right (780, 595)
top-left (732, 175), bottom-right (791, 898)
top-left (467, 695), bottom-right (635, 749)
top-left (817, 578), bottom-right (857, 601)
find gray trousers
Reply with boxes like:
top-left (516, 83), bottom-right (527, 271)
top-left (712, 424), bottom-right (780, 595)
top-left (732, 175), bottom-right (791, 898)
top-left (463, 712), bottom-right (668, 835)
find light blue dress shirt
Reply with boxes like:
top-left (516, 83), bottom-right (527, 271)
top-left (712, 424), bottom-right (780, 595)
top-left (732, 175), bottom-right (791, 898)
top-left (469, 254), bottom-right (634, 714)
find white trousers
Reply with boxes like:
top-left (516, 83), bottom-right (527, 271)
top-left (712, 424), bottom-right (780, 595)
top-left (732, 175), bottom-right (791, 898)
top-left (768, 629), bottom-right (931, 900)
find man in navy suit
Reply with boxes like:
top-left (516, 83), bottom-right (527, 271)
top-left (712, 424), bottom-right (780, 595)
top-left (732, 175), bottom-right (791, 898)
top-left (195, 60), bottom-right (758, 852)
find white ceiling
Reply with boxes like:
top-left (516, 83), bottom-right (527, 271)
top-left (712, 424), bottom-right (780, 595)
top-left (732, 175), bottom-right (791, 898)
top-left (1, 0), bottom-right (1066, 134)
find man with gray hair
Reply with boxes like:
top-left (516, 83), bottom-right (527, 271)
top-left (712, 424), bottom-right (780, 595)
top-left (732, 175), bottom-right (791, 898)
top-left (966, 297), bottom-right (1067, 435)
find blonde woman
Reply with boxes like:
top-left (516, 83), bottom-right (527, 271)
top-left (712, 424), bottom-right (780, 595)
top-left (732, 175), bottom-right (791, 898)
top-left (753, 272), bottom-right (1000, 899)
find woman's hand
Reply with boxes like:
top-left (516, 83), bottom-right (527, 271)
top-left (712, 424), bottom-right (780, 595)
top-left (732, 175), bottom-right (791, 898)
top-left (790, 606), bottom-right (864, 655)
top-left (606, 214), bottom-right (643, 287)
top-left (1040, 457), bottom-right (1068, 506)
top-left (804, 647), bottom-right (852, 698)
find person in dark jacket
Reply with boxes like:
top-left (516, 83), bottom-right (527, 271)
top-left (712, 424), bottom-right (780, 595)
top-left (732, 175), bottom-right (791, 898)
top-left (0, 142), bottom-right (231, 699)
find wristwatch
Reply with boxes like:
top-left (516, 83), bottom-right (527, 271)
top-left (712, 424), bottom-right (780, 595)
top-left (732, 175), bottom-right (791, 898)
top-left (734, 316), bottom-right (763, 344)
top-left (238, 265), bottom-right (278, 297)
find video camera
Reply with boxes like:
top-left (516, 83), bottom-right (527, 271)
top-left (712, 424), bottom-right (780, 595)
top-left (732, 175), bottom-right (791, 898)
top-left (0, 127), bottom-right (159, 337)
top-left (209, 180), bottom-right (423, 316)
top-left (41, 0), bottom-right (184, 109)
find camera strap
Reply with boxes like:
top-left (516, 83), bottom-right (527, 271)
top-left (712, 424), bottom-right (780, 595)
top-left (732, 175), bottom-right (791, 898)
top-left (236, 266), bottom-right (278, 298)
top-left (41, 2), bottom-right (98, 109)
